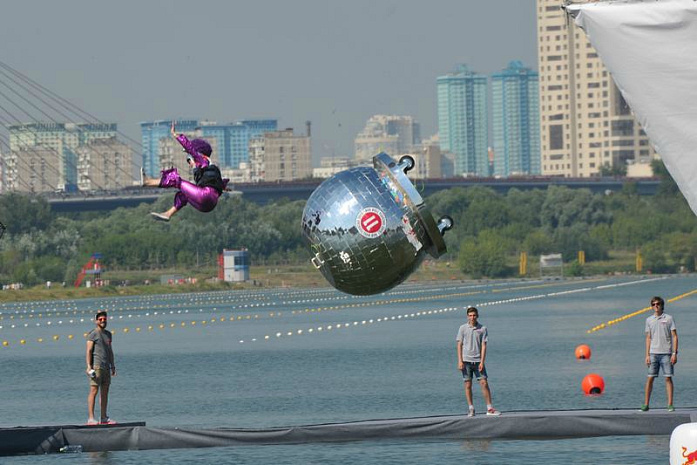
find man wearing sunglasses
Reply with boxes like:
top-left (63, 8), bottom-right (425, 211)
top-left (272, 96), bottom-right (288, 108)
top-left (640, 296), bottom-right (678, 412)
top-left (86, 311), bottom-right (117, 425)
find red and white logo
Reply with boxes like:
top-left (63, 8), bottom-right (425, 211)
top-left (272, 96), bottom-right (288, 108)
top-left (356, 208), bottom-right (386, 238)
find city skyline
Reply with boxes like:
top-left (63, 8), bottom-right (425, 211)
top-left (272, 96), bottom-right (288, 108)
top-left (0, 1), bottom-right (537, 163)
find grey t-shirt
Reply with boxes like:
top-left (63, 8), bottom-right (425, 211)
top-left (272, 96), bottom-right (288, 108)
top-left (88, 328), bottom-right (113, 369)
top-left (456, 323), bottom-right (488, 362)
top-left (645, 313), bottom-right (676, 354)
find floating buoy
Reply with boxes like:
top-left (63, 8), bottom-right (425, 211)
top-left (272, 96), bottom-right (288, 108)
top-left (575, 344), bottom-right (592, 360)
top-left (582, 373), bottom-right (605, 395)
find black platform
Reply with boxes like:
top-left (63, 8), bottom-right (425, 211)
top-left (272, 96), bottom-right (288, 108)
top-left (2, 409), bottom-right (695, 456)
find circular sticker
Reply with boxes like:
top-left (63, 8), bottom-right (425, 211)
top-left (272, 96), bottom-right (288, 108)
top-left (356, 207), bottom-right (386, 238)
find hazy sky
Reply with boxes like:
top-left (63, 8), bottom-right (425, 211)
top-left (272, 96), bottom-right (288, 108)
top-left (1, 0), bottom-right (537, 162)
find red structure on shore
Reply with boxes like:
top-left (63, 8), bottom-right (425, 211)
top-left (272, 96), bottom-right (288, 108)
top-left (74, 253), bottom-right (103, 287)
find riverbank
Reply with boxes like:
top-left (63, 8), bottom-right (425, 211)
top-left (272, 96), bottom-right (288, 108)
top-left (0, 251), bottom-right (641, 304)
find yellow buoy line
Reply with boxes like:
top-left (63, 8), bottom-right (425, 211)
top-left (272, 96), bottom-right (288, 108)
top-left (0, 286), bottom-right (340, 316)
top-left (0, 284), bottom-right (497, 331)
top-left (0, 278), bottom-right (598, 323)
top-left (0, 278), bottom-right (655, 348)
top-left (237, 280), bottom-right (649, 344)
top-left (587, 288), bottom-right (697, 334)
top-left (0, 289), bottom-right (488, 343)
top-left (1, 287), bottom-right (539, 348)
top-left (0, 282), bottom-right (489, 321)
top-left (0, 282), bottom-right (483, 319)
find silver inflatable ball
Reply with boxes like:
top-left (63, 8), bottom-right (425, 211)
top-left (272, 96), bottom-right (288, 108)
top-left (302, 152), bottom-right (452, 295)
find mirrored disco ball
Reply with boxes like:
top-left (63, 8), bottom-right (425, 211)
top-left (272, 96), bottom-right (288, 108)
top-left (301, 152), bottom-right (453, 295)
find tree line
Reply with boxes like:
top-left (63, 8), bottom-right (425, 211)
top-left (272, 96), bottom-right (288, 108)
top-left (1, 162), bottom-right (695, 285)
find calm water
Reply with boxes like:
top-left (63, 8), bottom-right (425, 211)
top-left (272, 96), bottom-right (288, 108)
top-left (1, 275), bottom-right (695, 464)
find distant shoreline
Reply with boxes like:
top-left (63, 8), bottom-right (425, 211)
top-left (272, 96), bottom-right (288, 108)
top-left (0, 259), bottom-right (653, 305)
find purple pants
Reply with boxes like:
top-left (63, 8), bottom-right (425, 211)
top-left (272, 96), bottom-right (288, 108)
top-left (159, 168), bottom-right (220, 213)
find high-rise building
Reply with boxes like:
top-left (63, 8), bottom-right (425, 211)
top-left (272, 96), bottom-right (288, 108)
top-left (437, 64), bottom-right (489, 176)
top-left (6, 123), bottom-right (118, 192)
top-left (250, 129), bottom-right (311, 182)
top-left (141, 119), bottom-right (278, 175)
top-left (141, 120), bottom-right (199, 177)
top-left (354, 115), bottom-right (421, 163)
top-left (229, 119), bottom-right (277, 169)
top-left (401, 135), bottom-right (443, 180)
top-left (537, 0), bottom-right (656, 177)
top-left (416, 135), bottom-right (443, 179)
top-left (8, 146), bottom-right (63, 193)
top-left (157, 130), bottom-right (221, 182)
top-left (313, 157), bottom-right (357, 179)
top-left (492, 61), bottom-right (541, 177)
top-left (76, 137), bottom-right (133, 190)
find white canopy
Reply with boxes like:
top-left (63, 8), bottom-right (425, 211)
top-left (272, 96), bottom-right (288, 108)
top-left (567, 0), bottom-right (697, 214)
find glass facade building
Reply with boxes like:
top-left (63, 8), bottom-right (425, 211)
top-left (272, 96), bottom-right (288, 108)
top-left (491, 61), bottom-right (540, 176)
top-left (141, 119), bottom-right (277, 175)
top-left (437, 64), bottom-right (489, 176)
top-left (141, 120), bottom-right (198, 177)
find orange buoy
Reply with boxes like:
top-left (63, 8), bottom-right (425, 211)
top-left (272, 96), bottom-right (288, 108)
top-left (575, 344), bottom-right (592, 360)
top-left (582, 373), bottom-right (605, 395)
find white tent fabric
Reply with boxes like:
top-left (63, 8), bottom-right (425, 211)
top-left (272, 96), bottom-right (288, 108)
top-left (567, 0), bottom-right (697, 215)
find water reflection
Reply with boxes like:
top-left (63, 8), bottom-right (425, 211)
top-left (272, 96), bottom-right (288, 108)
top-left (460, 439), bottom-right (491, 452)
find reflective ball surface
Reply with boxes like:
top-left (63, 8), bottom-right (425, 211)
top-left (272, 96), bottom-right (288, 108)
top-left (301, 153), bottom-right (451, 295)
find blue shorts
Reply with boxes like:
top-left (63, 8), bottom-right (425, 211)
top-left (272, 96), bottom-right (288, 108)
top-left (648, 353), bottom-right (674, 378)
top-left (461, 362), bottom-right (487, 381)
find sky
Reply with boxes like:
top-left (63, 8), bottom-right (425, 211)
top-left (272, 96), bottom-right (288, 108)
top-left (1, 0), bottom-right (537, 164)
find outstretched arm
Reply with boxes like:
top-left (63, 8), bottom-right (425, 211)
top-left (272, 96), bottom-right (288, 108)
top-left (171, 121), bottom-right (207, 166)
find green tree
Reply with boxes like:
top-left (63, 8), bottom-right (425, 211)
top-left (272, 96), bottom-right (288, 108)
top-left (642, 241), bottom-right (671, 274)
top-left (598, 162), bottom-right (627, 177)
top-left (0, 193), bottom-right (52, 235)
top-left (540, 186), bottom-right (611, 231)
top-left (458, 230), bottom-right (511, 278)
top-left (522, 230), bottom-right (554, 256)
top-left (651, 159), bottom-right (680, 197)
top-left (666, 232), bottom-right (697, 271)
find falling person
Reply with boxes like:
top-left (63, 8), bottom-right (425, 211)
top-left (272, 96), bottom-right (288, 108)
top-left (143, 122), bottom-right (229, 221)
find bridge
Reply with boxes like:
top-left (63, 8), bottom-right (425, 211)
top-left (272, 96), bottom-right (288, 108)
top-left (44, 177), bottom-right (660, 212)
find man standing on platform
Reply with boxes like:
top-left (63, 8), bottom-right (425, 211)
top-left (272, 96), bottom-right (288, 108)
top-left (456, 306), bottom-right (501, 417)
top-left (86, 311), bottom-right (117, 425)
top-left (641, 296), bottom-right (678, 412)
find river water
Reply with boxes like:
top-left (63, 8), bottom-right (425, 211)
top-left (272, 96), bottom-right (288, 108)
top-left (1, 275), bottom-right (695, 464)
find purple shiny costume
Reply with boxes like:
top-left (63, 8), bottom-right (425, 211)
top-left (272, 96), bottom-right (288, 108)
top-left (158, 134), bottom-right (229, 213)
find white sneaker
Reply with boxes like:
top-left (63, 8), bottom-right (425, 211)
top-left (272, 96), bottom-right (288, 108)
top-left (467, 408), bottom-right (475, 417)
top-left (86, 419), bottom-right (99, 425)
top-left (150, 212), bottom-right (170, 222)
top-left (486, 408), bottom-right (501, 416)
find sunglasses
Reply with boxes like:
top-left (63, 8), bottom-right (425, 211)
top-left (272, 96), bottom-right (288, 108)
top-left (97, 318), bottom-right (107, 321)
